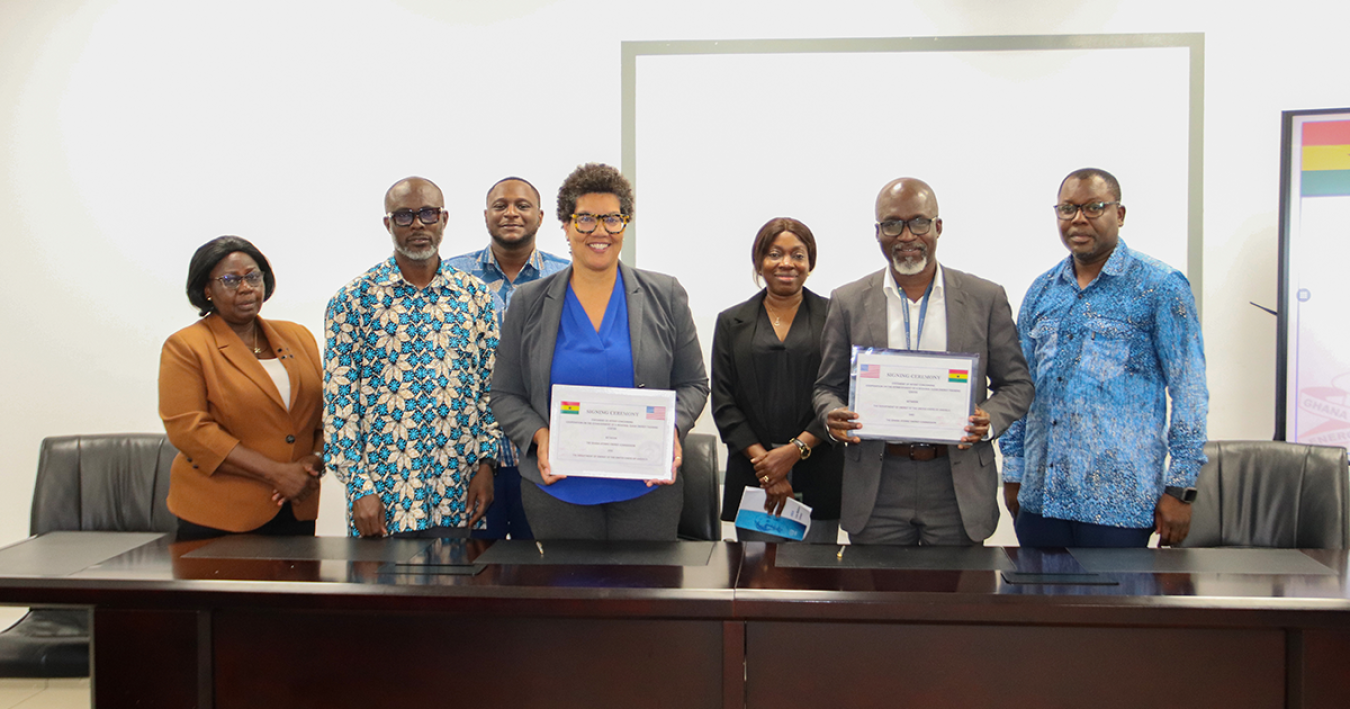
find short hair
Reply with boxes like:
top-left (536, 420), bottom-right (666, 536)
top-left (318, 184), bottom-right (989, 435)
top-left (186, 236), bottom-right (276, 317)
top-left (751, 217), bottom-right (818, 282)
top-left (1060, 167), bottom-right (1122, 202)
top-left (486, 176), bottom-right (541, 206)
top-left (384, 176), bottom-right (444, 212)
top-left (556, 163), bottom-right (634, 224)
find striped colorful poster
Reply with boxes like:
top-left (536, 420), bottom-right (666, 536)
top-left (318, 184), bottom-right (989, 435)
top-left (1301, 120), bottom-right (1350, 197)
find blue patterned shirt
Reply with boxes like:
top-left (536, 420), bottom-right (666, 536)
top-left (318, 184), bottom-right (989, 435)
top-left (445, 246), bottom-right (568, 468)
top-left (1000, 240), bottom-right (1208, 529)
top-left (323, 256), bottom-right (502, 535)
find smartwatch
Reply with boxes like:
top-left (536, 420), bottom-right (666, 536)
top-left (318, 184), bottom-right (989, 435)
top-left (1164, 486), bottom-right (1197, 503)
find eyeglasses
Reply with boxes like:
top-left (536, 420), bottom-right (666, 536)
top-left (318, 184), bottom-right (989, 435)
top-left (1054, 201), bottom-right (1121, 220)
top-left (877, 217), bottom-right (936, 237)
top-left (387, 207), bottom-right (445, 227)
top-left (570, 213), bottom-right (630, 234)
top-left (214, 272), bottom-right (265, 291)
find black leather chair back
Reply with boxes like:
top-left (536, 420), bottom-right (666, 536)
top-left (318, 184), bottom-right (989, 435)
top-left (1181, 440), bottom-right (1350, 549)
top-left (30, 433), bottom-right (178, 535)
top-left (3, 433), bottom-right (178, 678)
top-left (677, 433), bottom-right (723, 541)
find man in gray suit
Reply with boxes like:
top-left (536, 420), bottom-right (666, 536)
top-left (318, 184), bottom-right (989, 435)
top-left (814, 178), bottom-right (1033, 545)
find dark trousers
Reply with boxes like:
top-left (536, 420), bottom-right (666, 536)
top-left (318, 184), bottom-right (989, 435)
top-left (471, 465), bottom-right (534, 540)
top-left (1015, 510), bottom-right (1153, 548)
top-left (521, 476), bottom-right (683, 541)
top-left (175, 502), bottom-right (315, 542)
top-left (388, 526), bottom-right (471, 539)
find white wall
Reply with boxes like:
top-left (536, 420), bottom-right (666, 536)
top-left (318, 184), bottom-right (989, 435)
top-left (0, 0), bottom-right (1339, 544)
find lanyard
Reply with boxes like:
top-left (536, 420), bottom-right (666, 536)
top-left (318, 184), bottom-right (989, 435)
top-left (900, 276), bottom-right (935, 351)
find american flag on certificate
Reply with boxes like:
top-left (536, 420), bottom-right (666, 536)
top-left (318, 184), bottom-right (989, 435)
top-left (859, 363), bottom-right (881, 378)
top-left (646, 406), bottom-right (666, 420)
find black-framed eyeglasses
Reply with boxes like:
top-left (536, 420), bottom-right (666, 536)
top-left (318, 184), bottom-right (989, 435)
top-left (877, 216), bottom-right (936, 237)
top-left (1054, 201), bottom-right (1121, 220)
top-left (387, 207), bottom-right (445, 227)
top-left (570, 213), bottom-right (630, 234)
top-left (214, 272), bottom-right (265, 291)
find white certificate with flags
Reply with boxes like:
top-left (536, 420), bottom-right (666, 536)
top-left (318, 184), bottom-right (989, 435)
top-left (548, 384), bottom-right (677, 481)
top-left (846, 347), bottom-right (979, 444)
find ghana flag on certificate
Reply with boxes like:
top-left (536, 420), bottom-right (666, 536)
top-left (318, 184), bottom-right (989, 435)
top-left (548, 384), bottom-right (678, 481)
top-left (847, 346), bottom-right (980, 445)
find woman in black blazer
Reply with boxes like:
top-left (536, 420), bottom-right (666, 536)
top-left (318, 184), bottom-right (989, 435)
top-left (711, 217), bottom-right (843, 543)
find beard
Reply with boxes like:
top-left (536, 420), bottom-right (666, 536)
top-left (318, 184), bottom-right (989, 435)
top-left (890, 246), bottom-right (928, 276)
top-left (392, 233), bottom-right (441, 261)
top-left (490, 227), bottom-right (538, 249)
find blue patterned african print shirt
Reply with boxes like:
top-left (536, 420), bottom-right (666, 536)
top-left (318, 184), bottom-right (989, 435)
top-left (323, 256), bottom-right (502, 535)
top-left (446, 246), bottom-right (568, 468)
top-left (1000, 240), bottom-right (1208, 529)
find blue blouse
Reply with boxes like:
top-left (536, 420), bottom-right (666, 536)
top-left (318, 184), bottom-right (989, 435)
top-left (543, 270), bottom-right (655, 505)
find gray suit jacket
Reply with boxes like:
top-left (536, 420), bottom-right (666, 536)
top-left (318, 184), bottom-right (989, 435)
top-left (491, 262), bottom-right (710, 486)
top-left (813, 266), bottom-right (1033, 541)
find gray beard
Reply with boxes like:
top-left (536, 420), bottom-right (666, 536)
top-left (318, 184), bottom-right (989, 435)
top-left (891, 251), bottom-right (928, 276)
top-left (392, 235), bottom-right (439, 262)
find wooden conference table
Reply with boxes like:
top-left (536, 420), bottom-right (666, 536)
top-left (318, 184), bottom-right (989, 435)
top-left (0, 534), bottom-right (1348, 709)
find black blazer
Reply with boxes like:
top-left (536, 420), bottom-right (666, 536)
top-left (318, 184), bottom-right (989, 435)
top-left (711, 287), bottom-right (843, 520)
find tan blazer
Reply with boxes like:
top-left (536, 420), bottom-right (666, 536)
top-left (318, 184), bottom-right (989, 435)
top-left (159, 314), bottom-right (323, 531)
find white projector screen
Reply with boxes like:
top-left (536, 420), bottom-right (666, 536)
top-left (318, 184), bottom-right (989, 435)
top-left (624, 36), bottom-right (1202, 420)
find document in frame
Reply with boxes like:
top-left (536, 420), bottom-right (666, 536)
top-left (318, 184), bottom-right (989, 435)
top-left (846, 346), bottom-right (979, 444)
top-left (548, 384), bottom-right (677, 481)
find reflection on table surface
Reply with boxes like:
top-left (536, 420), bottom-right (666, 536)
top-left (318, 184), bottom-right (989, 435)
top-left (0, 533), bottom-right (1348, 606)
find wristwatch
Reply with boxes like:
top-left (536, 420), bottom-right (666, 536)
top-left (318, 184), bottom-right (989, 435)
top-left (789, 437), bottom-right (812, 460)
top-left (1163, 486), bottom-right (1197, 503)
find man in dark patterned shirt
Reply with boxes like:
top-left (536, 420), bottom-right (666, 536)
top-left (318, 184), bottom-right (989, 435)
top-left (324, 176), bottom-right (501, 538)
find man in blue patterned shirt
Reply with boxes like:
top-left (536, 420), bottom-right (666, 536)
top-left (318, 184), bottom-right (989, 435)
top-left (1001, 168), bottom-right (1208, 547)
top-left (324, 176), bottom-right (501, 538)
top-left (448, 177), bottom-right (568, 539)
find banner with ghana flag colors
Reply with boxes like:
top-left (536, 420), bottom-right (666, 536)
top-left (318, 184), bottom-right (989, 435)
top-left (1301, 120), bottom-right (1350, 197)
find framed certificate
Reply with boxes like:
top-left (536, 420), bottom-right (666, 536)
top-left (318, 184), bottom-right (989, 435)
top-left (846, 347), bottom-right (979, 444)
top-left (548, 384), bottom-right (678, 481)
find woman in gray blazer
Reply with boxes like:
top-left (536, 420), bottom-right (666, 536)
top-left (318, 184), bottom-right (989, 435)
top-left (491, 163), bottom-right (709, 540)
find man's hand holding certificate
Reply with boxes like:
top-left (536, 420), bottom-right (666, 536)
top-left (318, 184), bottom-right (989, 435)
top-left (827, 347), bottom-right (986, 447)
top-left (546, 384), bottom-right (679, 483)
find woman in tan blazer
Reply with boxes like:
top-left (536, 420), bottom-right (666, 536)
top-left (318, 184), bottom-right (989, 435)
top-left (159, 236), bottom-right (324, 540)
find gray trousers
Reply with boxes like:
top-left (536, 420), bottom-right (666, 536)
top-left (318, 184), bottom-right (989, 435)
top-left (847, 455), bottom-right (977, 546)
top-left (521, 476), bottom-right (684, 541)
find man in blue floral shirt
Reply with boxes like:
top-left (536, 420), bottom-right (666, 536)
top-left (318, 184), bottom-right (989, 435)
top-left (324, 176), bottom-right (501, 538)
top-left (1001, 168), bottom-right (1208, 548)
top-left (447, 176), bottom-right (568, 539)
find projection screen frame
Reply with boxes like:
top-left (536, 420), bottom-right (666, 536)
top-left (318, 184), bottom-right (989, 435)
top-left (620, 33), bottom-right (1205, 313)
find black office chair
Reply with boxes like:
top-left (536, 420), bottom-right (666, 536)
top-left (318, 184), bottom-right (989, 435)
top-left (0, 434), bottom-right (177, 677)
top-left (1180, 440), bottom-right (1350, 549)
top-left (677, 433), bottom-right (723, 541)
